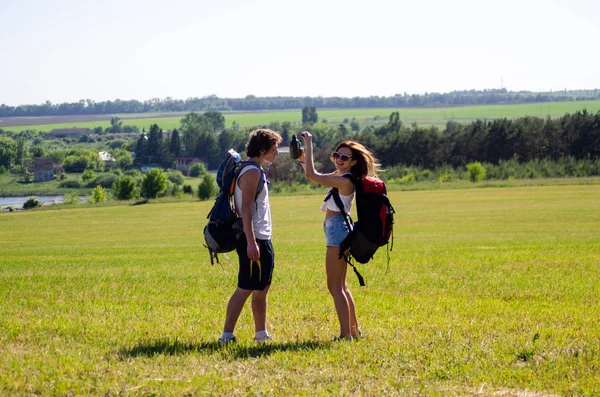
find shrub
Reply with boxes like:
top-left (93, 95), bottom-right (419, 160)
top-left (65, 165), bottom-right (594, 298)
top-left (113, 176), bottom-right (137, 200)
top-left (63, 192), bottom-right (80, 205)
top-left (421, 169), bottom-right (433, 180)
top-left (183, 184), bottom-right (193, 195)
top-left (164, 181), bottom-right (174, 197)
top-left (63, 155), bottom-right (92, 173)
top-left (23, 197), bottom-right (41, 210)
top-left (82, 169), bottom-right (96, 181)
top-left (125, 169), bottom-right (142, 178)
top-left (399, 173), bottom-right (415, 184)
top-left (141, 169), bottom-right (167, 199)
top-left (18, 168), bottom-right (33, 184)
top-left (188, 162), bottom-right (207, 177)
top-left (91, 173), bottom-right (119, 189)
top-left (108, 139), bottom-right (127, 149)
top-left (89, 185), bottom-right (108, 203)
top-left (58, 180), bottom-right (81, 188)
top-left (171, 183), bottom-right (183, 197)
top-left (466, 162), bottom-right (487, 182)
top-left (198, 174), bottom-right (217, 200)
top-left (168, 171), bottom-right (185, 185)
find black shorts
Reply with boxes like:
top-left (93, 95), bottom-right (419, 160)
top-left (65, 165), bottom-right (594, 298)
top-left (236, 238), bottom-right (274, 290)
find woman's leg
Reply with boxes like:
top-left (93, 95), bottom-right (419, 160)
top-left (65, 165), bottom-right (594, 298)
top-left (340, 256), bottom-right (359, 336)
top-left (326, 246), bottom-right (351, 338)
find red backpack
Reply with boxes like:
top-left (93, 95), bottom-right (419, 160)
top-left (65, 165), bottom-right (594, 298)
top-left (327, 175), bottom-right (395, 286)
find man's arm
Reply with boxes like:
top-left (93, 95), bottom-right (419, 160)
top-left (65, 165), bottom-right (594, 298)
top-left (238, 168), bottom-right (261, 262)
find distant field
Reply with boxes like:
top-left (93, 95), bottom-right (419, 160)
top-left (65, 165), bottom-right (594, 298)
top-left (1, 100), bottom-right (600, 132)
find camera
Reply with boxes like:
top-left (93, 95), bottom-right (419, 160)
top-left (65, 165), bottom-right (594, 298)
top-left (289, 134), bottom-right (302, 159)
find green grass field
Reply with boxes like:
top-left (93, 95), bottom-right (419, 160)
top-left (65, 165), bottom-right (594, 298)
top-left (1, 185), bottom-right (599, 395)
top-left (4, 100), bottom-right (600, 132)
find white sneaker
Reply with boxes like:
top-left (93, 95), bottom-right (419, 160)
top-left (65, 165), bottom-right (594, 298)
top-left (255, 334), bottom-right (273, 343)
top-left (218, 335), bottom-right (236, 344)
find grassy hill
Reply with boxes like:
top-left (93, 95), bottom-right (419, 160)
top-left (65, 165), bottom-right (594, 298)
top-left (1, 185), bottom-right (599, 395)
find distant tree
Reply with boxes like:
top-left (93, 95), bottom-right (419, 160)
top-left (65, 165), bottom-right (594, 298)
top-left (113, 176), bottom-right (137, 200)
top-left (204, 110), bottom-right (225, 132)
top-left (194, 131), bottom-right (220, 169)
top-left (62, 149), bottom-right (102, 172)
top-left (180, 112), bottom-right (205, 131)
top-left (217, 129), bottom-right (247, 155)
top-left (15, 138), bottom-right (26, 166)
top-left (114, 150), bottom-right (133, 170)
top-left (167, 170), bottom-right (185, 185)
top-left (108, 117), bottom-right (123, 133)
top-left (350, 119), bottom-right (360, 132)
top-left (169, 128), bottom-right (181, 157)
top-left (388, 112), bottom-right (401, 132)
top-left (30, 146), bottom-right (45, 158)
top-left (141, 169), bottom-right (167, 199)
top-left (198, 174), bottom-right (216, 200)
top-left (0, 136), bottom-right (17, 169)
top-left (146, 124), bottom-right (164, 163)
top-left (302, 106), bottom-right (318, 124)
top-left (122, 125), bottom-right (139, 133)
top-left (188, 162), bottom-right (207, 177)
top-left (281, 121), bottom-right (292, 144)
top-left (181, 117), bottom-right (212, 157)
top-left (135, 132), bottom-right (148, 164)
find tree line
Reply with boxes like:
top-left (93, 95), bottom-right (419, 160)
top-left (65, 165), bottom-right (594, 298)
top-left (2, 89), bottom-right (600, 117)
top-left (126, 107), bottom-right (600, 180)
top-left (1, 108), bottom-right (599, 183)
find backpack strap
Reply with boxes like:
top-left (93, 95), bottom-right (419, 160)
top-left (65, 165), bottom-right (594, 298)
top-left (341, 252), bottom-right (366, 287)
top-left (324, 173), bottom-right (355, 231)
top-left (234, 161), bottom-right (265, 202)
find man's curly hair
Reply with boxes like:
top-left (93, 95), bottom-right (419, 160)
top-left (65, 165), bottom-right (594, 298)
top-left (246, 128), bottom-right (282, 158)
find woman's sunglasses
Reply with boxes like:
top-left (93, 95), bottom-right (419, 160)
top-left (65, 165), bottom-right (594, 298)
top-left (332, 151), bottom-right (352, 162)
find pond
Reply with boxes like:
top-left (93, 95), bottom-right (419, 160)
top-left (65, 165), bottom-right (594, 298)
top-left (0, 196), bottom-right (86, 209)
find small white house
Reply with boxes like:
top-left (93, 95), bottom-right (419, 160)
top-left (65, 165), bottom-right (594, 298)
top-left (98, 151), bottom-right (115, 162)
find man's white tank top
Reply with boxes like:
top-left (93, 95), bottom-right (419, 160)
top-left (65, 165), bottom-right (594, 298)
top-left (234, 165), bottom-right (271, 240)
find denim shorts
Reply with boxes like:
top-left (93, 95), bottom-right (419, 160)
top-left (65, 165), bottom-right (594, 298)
top-left (323, 214), bottom-right (352, 247)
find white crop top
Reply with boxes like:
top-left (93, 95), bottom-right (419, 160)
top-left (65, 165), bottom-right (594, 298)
top-left (320, 187), bottom-right (354, 213)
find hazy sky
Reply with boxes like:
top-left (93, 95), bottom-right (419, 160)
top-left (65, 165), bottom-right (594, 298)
top-left (1, 0), bottom-right (599, 106)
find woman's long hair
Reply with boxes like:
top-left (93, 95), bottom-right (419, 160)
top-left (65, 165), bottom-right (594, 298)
top-left (334, 140), bottom-right (382, 179)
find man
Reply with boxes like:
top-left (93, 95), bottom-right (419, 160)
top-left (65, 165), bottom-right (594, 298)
top-left (219, 128), bottom-right (282, 343)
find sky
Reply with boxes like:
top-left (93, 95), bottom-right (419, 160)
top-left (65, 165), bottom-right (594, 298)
top-left (1, 0), bottom-right (599, 106)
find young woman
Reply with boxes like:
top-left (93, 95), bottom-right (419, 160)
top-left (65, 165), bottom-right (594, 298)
top-left (297, 131), bottom-right (381, 340)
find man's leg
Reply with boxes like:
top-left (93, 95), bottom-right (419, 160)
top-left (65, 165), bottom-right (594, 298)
top-left (251, 285), bottom-right (270, 332)
top-left (223, 288), bottom-right (252, 333)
